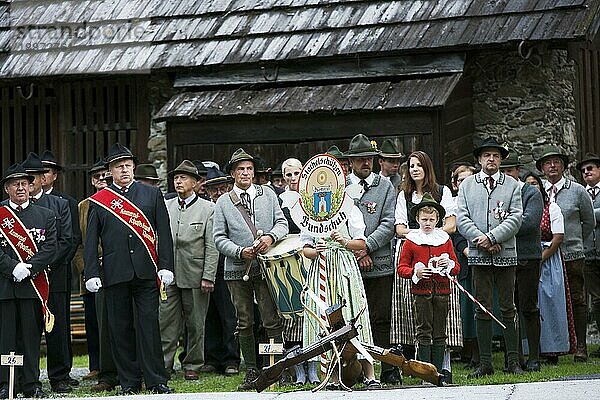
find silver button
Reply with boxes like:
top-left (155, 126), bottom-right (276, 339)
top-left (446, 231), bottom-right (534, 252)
top-left (130, 250), bottom-right (134, 254)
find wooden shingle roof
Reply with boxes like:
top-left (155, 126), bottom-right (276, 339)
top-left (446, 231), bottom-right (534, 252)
top-left (0, 0), bottom-right (599, 77)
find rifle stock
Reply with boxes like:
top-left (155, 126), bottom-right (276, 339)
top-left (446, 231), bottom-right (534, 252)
top-left (253, 323), bottom-right (358, 392)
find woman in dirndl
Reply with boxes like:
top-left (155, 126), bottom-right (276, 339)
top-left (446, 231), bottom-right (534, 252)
top-left (302, 206), bottom-right (378, 389)
top-left (524, 172), bottom-right (576, 363)
top-left (392, 151), bottom-right (459, 381)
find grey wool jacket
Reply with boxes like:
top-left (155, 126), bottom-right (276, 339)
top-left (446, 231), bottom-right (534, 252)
top-left (550, 179), bottom-right (595, 261)
top-left (516, 182), bottom-right (543, 260)
top-left (166, 195), bottom-right (219, 287)
top-left (348, 174), bottom-right (396, 278)
top-left (213, 184), bottom-right (289, 280)
top-left (584, 184), bottom-right (600, 260)
top-left (457, 172), bottom-right (523, 266)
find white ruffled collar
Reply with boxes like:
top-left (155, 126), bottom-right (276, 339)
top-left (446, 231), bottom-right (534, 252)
top-left (406, 229), bottom-right (449, 246)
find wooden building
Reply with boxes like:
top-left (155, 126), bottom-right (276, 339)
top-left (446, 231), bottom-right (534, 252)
top-left (0, 1), bottom-right (598, 197)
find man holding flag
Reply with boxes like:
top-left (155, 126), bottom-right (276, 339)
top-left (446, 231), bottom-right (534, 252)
top-left (84, 143), bottom-right (175, 395)
top-left (0, 163), bottom-right (57, 398)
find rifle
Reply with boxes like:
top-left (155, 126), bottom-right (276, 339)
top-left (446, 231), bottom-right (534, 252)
top-left (253, 322), bottom-right (358, 392)
top-left (348, 342), bottom-right (442, 386)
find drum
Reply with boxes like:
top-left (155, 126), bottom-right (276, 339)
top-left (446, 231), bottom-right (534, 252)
top-left (258, 234), bottom-right (307, 319)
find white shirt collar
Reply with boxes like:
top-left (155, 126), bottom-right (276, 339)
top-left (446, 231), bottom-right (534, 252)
top-left (9, 200), bottom-right (30, 210)
top-left (406, 228), bottom-right (449, 246)
top-left (44, 187), bottom-right (53, 195)
top-left (233, 184), bottom-right (257, 200)
top-left (113, 180), bottom-right (135, 191)
top-left (477, 170), bottom-right (501, 181)
top-left (32, 190), bottom-right (43, 200)
top-left (178, 193), bottom-right (197, 206)
top-left (544, 176), bottom-right (566, 192)
top-left (348, 172), bottom-right (375, 186)
top-left (585, 181), bottom-right (600, 190)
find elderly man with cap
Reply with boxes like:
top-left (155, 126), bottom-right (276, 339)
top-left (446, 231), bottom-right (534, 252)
top-left (344, 133), bottom-right (396, 385)
top-left (22, 153), bottom-right (75, 393)
top-left (160, 160), bottom-right (218, 380)
top-left (73, 159), bottom-right (119, 392)
top-left (0, 163), bottom-right (57, 399)
top-left (537, 146), bottom-right (593, 361)
top-left (213, 148), bottom-right (288, 390)
top-left (500, 153), bottom-right (543, 371)
top-left (84, 143), bottom-right (175, 394)
top-left (135, 163), bottom-right (161, 187)
top-left (202, 167), bottom-right (240, 375)
top-left (378, 139), bottom-right (404, 191)
top-left (457, 137), bottom-right (523, 377)
top-left (538, 145), bottom-right (595, 361)
top-left (578, 153), bottom-right (600, 358)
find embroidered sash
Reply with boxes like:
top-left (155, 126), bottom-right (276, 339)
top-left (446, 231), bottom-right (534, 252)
top-left (89, 188), bottom-right (165, 297)
top-left (0, 206), bottom-right (54, 332)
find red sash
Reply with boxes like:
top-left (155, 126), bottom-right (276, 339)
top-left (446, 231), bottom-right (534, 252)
top-left (89, 187), bottom-right (163, 292)
top-left (0, 205), bottom-right (54, 332)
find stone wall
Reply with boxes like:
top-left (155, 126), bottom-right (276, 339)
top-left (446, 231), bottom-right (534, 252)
top-left (146, 72), bottom-right (179, 191)
top-left (465, 48), bottom-right (578, 175)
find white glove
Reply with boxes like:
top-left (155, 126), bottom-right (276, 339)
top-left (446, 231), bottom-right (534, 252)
top-left (85, 277), bottom-right (102, 293)
top-left (12, 262), bottom-right (31, 282)
top-left (158, 269), bottom-right (174, 287)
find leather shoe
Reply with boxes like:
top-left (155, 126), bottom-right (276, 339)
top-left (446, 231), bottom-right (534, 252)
top-left (91, 381), bottom-right (116, 392)
top-left (238, 368), bottom-right (259, 391)
top-left (506, 362), bottom-right (524, 375)
top-left (199, 364), bottom-right (217, 373)
top-left (0, 387), bottom-right (8, 399)
top-left (23, 387), bottom-right (46, 398)
top-left (526, 359), bottom-right (541, 372)
top-left (67, 376), bottom-right (80, 386)
top-left (574, 347), bottom-right (588, 362)
top-left (380, 367), bottom-right (402, 385)
top-left (224, 365), bottom-right (239, 376)
top-left (51, 381), bottom-right (73, 393)
top-left (83, 370), bottom-right (99, 380)
top-left (148, 383), bottom-right (174, 394)
top-left (184, 370), bottom-right (199, 380)
top-left (119, 385), bottom-right (142, 395)
top-left (467, 364), bottom-right (494, 378)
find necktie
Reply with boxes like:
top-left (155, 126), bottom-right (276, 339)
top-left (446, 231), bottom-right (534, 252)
top-left (589, 187), bottom-right (599, 200)
top-left (16, 205), bottom-right (22, 212)
top-left (241, 192), bottom-right (252, 215)
top-left (487, 176), bottom-right (495, 191)
top-left (359, 179), bottom-right (369, 193)
top-left (179, 199), bottom-right (186, 209)
top-left (548, 185), bottom-right (557, 202)
top-left (31, 197), bottom-right (37, 204)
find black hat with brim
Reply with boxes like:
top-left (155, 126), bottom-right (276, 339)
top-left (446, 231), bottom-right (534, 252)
top-left (1, 163), bottom-right (35, 186)
top-left (473, 137), bottom-right (509, 159)
top-left (224, 148), bottom-right (254, 174)
top-left (41, 149), bottom-right (63, 171)
top-left (575, 152), bottom-right (600, 171)
top-left (409, 192), bottom-right (446, 221)
top-left (89, 158), bottom-right (108, 175)
top-left (500, 153), bottom-right (523, 169)
top-left (135, 163), bottom-right (161, 181)
top-left (22, 152), bottom-right (50, 174)
top-left (343, 133), bottom-right (380, 158)
top-left (205, 166), bottom-right (233, 186)
top-left (535, 145), bottom-right (569, 172)
top-left (105, 143), bottom-right (138, 167)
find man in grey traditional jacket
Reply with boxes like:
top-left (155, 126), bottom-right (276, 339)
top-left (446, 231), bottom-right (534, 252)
top-left (500, 154), bottom-right (543, 371)
top-left (538, 146), bottom-right (595, 362)
top-left (457, 137), bottom-right (523, 377)
top-left (213, 148), bottom-right (288, 390)
top-left (160, 160), bottom-right (218, 381)
top-left (344, 133), bottom-right (397, 385)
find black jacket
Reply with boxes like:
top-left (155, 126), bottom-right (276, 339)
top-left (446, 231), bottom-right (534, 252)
top-left (48, 188), bottom-right (81, 263)
top-left (0, 203), bottom-right (58, 300)
top-left (84, 181), bottom-right (174, 287)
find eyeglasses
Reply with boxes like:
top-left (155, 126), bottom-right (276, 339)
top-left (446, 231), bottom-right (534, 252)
top-left (581, 165), bottom-right (598, 173)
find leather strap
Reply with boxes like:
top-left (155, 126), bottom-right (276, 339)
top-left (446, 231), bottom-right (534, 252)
top-left (229, 190), bottom-right (258, 237)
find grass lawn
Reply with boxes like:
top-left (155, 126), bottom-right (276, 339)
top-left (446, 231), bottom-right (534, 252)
top-left (37, 344), bottom-right (600, 396)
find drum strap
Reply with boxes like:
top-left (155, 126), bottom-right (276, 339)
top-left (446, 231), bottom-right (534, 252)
top-left (229, 190), bottom-right (258, 237)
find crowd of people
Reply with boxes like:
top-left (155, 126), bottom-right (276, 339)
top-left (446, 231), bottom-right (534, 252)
top-left (0, 134), bottom-right (598, 397)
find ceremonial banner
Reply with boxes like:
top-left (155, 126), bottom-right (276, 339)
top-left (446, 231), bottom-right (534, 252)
top-left (89, 188), bottom-right (163, 291)
top-left (0, 206), bottom-right (54, 332)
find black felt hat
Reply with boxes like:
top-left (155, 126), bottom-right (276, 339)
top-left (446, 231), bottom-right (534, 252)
top-left (135, 163), bottom-right (161, 181)
top-left (473, 137), bottom-right (509, 159)
top-left (22, 152), bottom-right (50, 174)
top-left (1, 163), bottom-right (34, 186)
top-left (41, 150), bottom-right (63, 171)
top-left (105, 143), bottom-right (138, 167)
top-left (88, 158), bottom-right (108, 175)
top-left (409, 192), bottom-right (446, 221)
top-left (204, 166), bottom-right (233, 186)
top-left (254, 156), bottom-right (272, 173)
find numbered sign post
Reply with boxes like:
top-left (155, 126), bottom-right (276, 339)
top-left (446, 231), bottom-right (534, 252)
top-left (1, 352), bottom-right (24, 400)
top-left (258, 339), bottom-right (284, 390)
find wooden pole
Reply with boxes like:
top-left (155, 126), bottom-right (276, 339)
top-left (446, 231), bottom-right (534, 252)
top-left (8, 351), bottom-right (15, 400)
